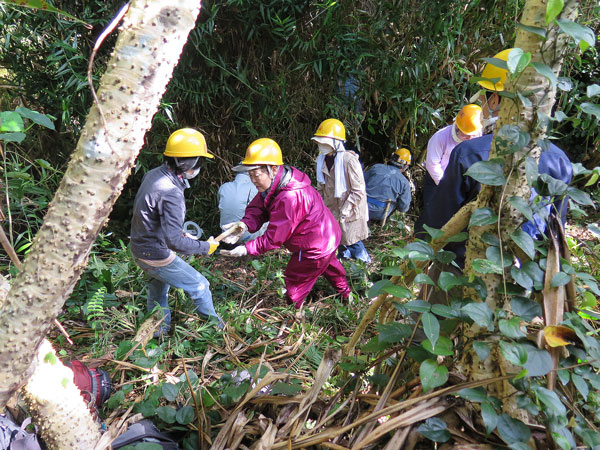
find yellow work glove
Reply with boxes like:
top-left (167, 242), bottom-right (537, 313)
top-left (207, 237), bottom-right (219, 255)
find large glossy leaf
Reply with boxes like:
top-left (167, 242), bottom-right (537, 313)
top-left (587, 84), bottom-right (600, 98)
top-left (510, 229), bottom-right (536, 259)
top-left (572, 373), bottom-right (589, 401)
top-left (438, 271), bottom-right (467, 292)
top-left (176, 406), bottom-right (195, 425)
top-left (0, 111), bottom-right (25, 132)
top-left (383, 284), bottom-right (411, 298)
top-left (555, 19), bottom-right (595, 51)
top-left (156, 406), bottom-right (177, 424)
top-left (422, 312), bottom-right (439, 349)
top-left (422, 336), bottom-right (453, 356)
top-left (511, 265), bottom-right (533, 290)
top-left (417, 417), bottom-right (450, 443)
top-left (499, 341), bottom-right (527, 366)
top-left (531, 62), bottom-right (557, 89)
top-left (15, 106), bottom-right (55, 130)
top-left (376, 322), bottom-right (412, 343)
top-left (496, 125), bottom-right (530, 155)
top-left (419, 359), bottom-right (448, 392)
top-left (499, 317), bottom-right (526, 339)
top-left (497, 414), bottom-right (531, 444)
top-left (481, 402), bottom-right (499, 435)
top-left (522, 344), bottom-right (552, 376)
top-left (517, 23), bottom-right (546, 38)
top-left (532, 385), bottom-right (566, 416)
top-left (465, 159), bottom-right (506, 186)
top-left (506, 48), bottom-right (531, 75)
top-left (510, 296), bottom-right (542, 321)
top-left (415, 273), bottom-right (436, 286)
top-left (462, 303), bottom-right (493, 330)
top-left (473, 341), bottom-right (491, 361)
top-left (469, 207), bottom-right (498, 227)
top-left (403, 300), bottom-right (431, 313)
top-left (545, 0), bottom-right (564, 24)
top-left (473, 258), bottom-right (503, 275)
top-left (162, 383), bottom-right (179, 402)
top-left (567, 186), bottom-right (594, 206)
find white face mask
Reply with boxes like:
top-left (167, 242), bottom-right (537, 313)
top-left (451, 123), bottom-right (463, 144)
top-left (184, 168), bottom-right (201, 179)
top-left (318, 143), bottom-right (334, 155)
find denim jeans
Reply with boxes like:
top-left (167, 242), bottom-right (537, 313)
top-left (339, 241), bottom-right (371, 263)
top-left (136, 256), bottom-right (223, 332)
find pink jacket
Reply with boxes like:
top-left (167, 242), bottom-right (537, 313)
top-left (243, 166), bottom-right (341, 259)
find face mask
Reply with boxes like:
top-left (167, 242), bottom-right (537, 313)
top-left (451, 123), bottom-right (463, 144)
top-left (184, 168), bottom-right (201, 179)
top-left (483, 116), bottom-right (499, 129)
top-left (318, 143), bottom-right (333, 155)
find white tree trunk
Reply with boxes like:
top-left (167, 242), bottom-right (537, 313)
top-left (0, 0), bottom-right (202, 439)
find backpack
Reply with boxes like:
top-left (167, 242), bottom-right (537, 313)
top-left (0, 413), bottom-right (42, 450)
top-left (66, 360), bottom-right (113, 409)
top-left (111, 419), bottom-right (179, 449)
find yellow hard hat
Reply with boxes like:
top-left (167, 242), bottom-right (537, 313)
top-left (313, 119), bottom-right (346, 141)
top-left (241, 138), bottom-right (283, 166)
top-left (477, 48), bottom-right (514, 92)
top-left (455, 104), bottom-right (483, 135)
top-left (164, 128), bottom-right (214, 158)
top-left (393, 147), bottom-right (412, 165)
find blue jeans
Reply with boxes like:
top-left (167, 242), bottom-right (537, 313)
top-left (136, 256), bottom-right (223, 332)
top-left (339, 241), bottom-right (371, 263)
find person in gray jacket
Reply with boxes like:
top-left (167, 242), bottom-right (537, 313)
top-left (364, 147), bottom-right (412, 223)
top-left (130, 128), bottom-right (222, 336)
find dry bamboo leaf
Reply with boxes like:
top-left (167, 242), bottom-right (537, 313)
top-left (543, 325), bottom-right (580, 347)
top-left (252, 421), bottom-right (277, 450)
top-left (382, 426), bottom-right (411, 450)
top-left (226, 411), bottom-right (250, 449)
top-left (543, 229), bottom-right (565, 327)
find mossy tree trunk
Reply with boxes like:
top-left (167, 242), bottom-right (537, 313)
top-left (461, 0), bottom-right (579, 415)
top-left (0, 0), bottom-right (202, 445)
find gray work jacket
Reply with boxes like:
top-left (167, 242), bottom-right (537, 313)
top-left (130, 164), bottom-right (209, 260)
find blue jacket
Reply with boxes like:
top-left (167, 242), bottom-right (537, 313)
top-left (416, 134), bottom-right (572, 267)
top-left (364, 164), bottom-right (412, 221)
top-left (130, 164), bottom-right (210, 260)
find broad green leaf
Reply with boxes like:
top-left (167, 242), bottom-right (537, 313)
top-left (376, 322), bottom-right (412, 343)
top-left (423, 224), bottom-right (445, 240)
top-left (176, 406), bottom-right (195, 425)
top-left (522, 262), bottom-right (545, 290)
top-left (546, 0), bottom-right (564, 24)
top-left (15, 106), bottom-right (55, 130)
top-left (0, 132), bottom-right (27, 143)
top-left (415, 273), bottom-right (435, 286)
top-left (481, 232), bottom-right (500, 247)
top-left (422, 312), bottom-right (439, 349)
top-left (495, 125), bottom-right (530, 155)
top-left (473, 341), bottom-right (491, 361)
top-left (403, 300), bottom-right (431, 313)
top-left (156, 406), bottom-right (177, 424)
top-left (462, 302), bottom-right (493, 330)
top-left (438, 271), bottom-right (467, 292)
top-left (525, 156), bottom-right (539, 186)
top-left (587, 84), bottom-right (600, 98)
top-left (499, 317), bottom-right (526, 339)
top-left (0, 111), bottom-right (25, 132)
top-left (271, 381), bottom-right (303, 395)
top-left (431, 304), bottom-right (456, 318)
top-left (580, 102), bottom-right (600, 120)
top-left (469, 207), bottom-right (498, 227)
top-left (380, 267), bottom-right (404, 276)
top-left (581, 291), bottom-right (597, 309)
top-left (419, 359), bottom-right (448, 392)
top-left (510, 229), bottom-right (536, 260)
top-left (571, 373), bottom-right (589, 400)
top-left (511, 265), bottom-right (533, 290)
top-left (532, 385), bottom-right (566, 416)
top-left (531, 62), bottom-right (557, 89)
top-left (383, 284), bottom-right (411, 298)
top-left (465, 159), bottom-right (506, 186)
top-left (223, 382), bottom-right (249, 401)
top-left (394, 241), bottom-right (434, 260)
top-left (510, 295), bottom-right (542, 321)
top-left (417, 417), bottom-right (451, 443)
top-left (486, 246), bottom-right (512, 268)
top-left (551, 272), bottom-right (571, 287)
top-left (361, 336), bottom-right (388, 353)
top-left (473, 258), bottom-right (503, 275)
top-left (457, 387), bottom-right (488, 403)
top-left (517, 92), bottom-right (532, 108)
top-left (555, 19), bottom-right (595, 51)
top-left (435, 250), bottom-right (456, 264)
top-left (557, 77), bottom-right (573, 92)
top-left (499, 341), bottom-right (527, 366)
top-left (497, 414), bottom-right (531, 444)
top-left (568, 186), bottom-right (594, 206)
top-left (524, 347), bottom-right (552, 377)
top-left (444, 232), bottom-right (468, 243)
top-left (422, 336), bottom-right (454, 356)
top-left (517, 394), bottom-right (539, 416)
top-left (588, 223), bottom-right (600, 238)
top-left (516, 23), bottom-right (546, 38)
top-left (506, 49), bottom-right (531, 75)
top-left (367, 279), bottom-right (392, 298)
top-left (106, 390), bottom-right (125, 410)
top-left (554, 110), bottom-right (568, 122)
top-left (162, 383), bottom-right (179, 402)
top-left (481, 402), bottom-right (499, 435)
top-left (534, 173), bottom-right (568, 196)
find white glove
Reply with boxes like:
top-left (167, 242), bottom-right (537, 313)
top-left (221, 221), bottom-right (248, 244)
top-left (220, 245), bottom-right (247, 257)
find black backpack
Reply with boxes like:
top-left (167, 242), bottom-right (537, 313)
top-left (111, 419), bottom-right (179, 450)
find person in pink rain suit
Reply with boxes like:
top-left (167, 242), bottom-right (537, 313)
top-left (220, 138), bottom-right (351, 309)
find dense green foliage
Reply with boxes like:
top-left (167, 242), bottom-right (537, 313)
top-left (1, 0), bottom-right (600, 448)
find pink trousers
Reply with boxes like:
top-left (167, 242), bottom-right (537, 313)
top-left (284, 251), bottom-right (351, 309)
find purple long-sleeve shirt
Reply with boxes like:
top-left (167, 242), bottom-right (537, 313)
top-left (425, 124), bottom-right (459, 185)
